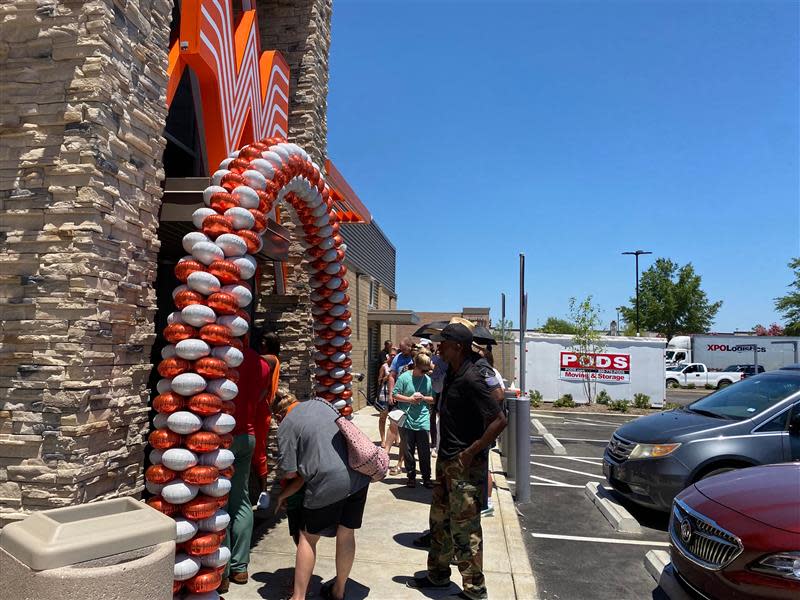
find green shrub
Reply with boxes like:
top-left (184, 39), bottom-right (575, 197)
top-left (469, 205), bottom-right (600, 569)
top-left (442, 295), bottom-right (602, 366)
top-left (608, 399), bottom-right (629, 413)
top-left (529, 390), bottom-right (542, 408)
top-left (553, 394), bottom-right (576, 408)
top-left (663, 402), bottom-right (681, 411)
top-left (596, 390), bottom-right (612, 405)
top-left (704, 383), bottom-right (715, 390)
top-left (687, 383), bottom-right (696, 389)
top-left (633, 393), bottom-right (651, 409)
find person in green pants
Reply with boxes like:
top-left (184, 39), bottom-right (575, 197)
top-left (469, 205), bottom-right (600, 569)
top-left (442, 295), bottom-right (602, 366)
top-left (219, 338), bottom-right (272, 592)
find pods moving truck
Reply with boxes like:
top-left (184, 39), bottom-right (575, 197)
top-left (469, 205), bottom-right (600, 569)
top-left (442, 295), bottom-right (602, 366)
top-left (665, 335), bottom-right (800, 371)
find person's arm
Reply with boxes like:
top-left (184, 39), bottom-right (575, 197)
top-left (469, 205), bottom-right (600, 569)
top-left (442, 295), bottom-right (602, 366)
top-left (459, 412), bottom-right (507, 467)
top-left (275, 474), bottom-right (304, 513)
top-left (392, 375), bottom-right (415, 404)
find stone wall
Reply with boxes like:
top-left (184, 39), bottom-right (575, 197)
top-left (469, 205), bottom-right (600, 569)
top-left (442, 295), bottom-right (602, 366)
top-left (253, 0), bottom-right (333, 400)
top-left (0, 0), bottom-right (173, 526)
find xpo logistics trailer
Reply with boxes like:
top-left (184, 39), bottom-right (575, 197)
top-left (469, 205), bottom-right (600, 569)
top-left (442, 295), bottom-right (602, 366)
top-left (665, 334), bottom-right (800, 371)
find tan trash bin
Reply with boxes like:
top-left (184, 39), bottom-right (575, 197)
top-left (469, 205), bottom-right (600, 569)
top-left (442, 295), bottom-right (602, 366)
top-left (0, 497), bottom-right (176, 600)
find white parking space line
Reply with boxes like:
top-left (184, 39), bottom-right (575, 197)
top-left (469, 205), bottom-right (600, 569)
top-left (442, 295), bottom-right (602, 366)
top-left (564, 457), bottom-right (604, 466)
top-left (531, 413), bottom-right (562, 420)
top-left (532, 435), bottom-right (610, 443)
top-left (564, 419), bottom-right (620, 428)
top-left (531, 454), bottom-right (603, 461)
top-left (530, 461), bottom-right (601, 478)
top-left (530, 533), bottom-right (670, 547)
top-left (531, 474), bottom-right (571, 485)
top-left (531, 482), bottom-right (587, 489)
top-left (570, 416), bottom-right (628, 427)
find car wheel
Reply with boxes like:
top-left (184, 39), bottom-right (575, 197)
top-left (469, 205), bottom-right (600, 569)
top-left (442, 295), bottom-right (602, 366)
top-left (667, 379), bottom-right (679, 389)
top-left (717, 380), bottom-right (731, 389)
top-left (700, 467), bottom-right (738, 481)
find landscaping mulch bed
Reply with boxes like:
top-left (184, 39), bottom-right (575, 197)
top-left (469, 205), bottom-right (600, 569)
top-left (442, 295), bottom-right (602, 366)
top-left (533, 403), bottom-right (667, 416)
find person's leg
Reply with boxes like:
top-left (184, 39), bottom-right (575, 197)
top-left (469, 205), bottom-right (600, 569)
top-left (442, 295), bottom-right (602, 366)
top-left (332, 526), bottom-right (355, 599)
top-left (223, 434), bottom-right (256, 580)
top-left (291, 530), bottom-right (320, 600)
top-left (378, 410), bottom-right (387, 446)
top-left (418, 429), bottom-right (432, 483)
top-left (451, 459), bottom-right (488, 600)
top-left (402, 428), bottom-right (417, 482)
top-left (426, 458), bottom-right (454, 584)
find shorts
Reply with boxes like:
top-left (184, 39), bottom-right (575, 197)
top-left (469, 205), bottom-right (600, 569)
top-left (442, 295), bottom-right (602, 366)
top-left (302, 484), bottom-right (369, 537)
top-left (287, 507), bottom-right (304, 544)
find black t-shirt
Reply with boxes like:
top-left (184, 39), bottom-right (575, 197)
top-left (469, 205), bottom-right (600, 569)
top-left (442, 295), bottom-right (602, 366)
top-left (438, 356), bottom-right (502, 461)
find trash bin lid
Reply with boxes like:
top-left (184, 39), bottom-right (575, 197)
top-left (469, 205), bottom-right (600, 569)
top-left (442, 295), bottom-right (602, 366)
top-left (0, 497), bottom-right (176, 571)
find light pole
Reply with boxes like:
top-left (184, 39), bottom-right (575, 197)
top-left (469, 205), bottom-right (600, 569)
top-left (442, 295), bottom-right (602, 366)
top-left (622, 250), bottom-right (652, 336)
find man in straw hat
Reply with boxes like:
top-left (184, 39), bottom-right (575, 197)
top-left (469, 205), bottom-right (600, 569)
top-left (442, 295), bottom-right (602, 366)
top-left (406, 323), bottom-right (507, 600)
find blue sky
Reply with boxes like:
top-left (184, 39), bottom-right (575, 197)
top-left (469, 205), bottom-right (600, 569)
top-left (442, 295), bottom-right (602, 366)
top-left (326, 0), bottom-right (799, 333)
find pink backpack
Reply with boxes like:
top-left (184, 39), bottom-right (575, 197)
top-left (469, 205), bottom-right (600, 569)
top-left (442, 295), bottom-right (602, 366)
top-left (330, 405), bottom-right (389, 482)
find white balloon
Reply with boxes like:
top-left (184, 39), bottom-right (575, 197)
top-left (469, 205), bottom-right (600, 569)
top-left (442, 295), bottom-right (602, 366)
top-left (332, 399), bottom-right (347, 410)
top-left (330, 367), bottom-right (346, 379)
top-left (172, 285), bottom-right (188, 299)
top-left (261, 151), bottom-right (283, 168)
top-left (199, 546), bottom-right (231, 569)
top-left (167, 411), bottom-right (204, 435)
top-left (323, 261), bottom-right (340, 275)
top-left (152, 412), bottom-right (169, 430)
top-left (313, 351), bottom-right (327, 361)
top-left (313, 214), bottom-right (330, 227)
top-left (311, 305), bottom-right (327, 316)
top-left (249, 158), bottom-right (275, 179)
top-left (161, 480), bottom-right (199, 504)
top-left (166, 311), bottom-right (184, 325)
top-left (215, 233), bottom-right (248, 257)
top-left (161, 448), bottom-right (198, 471)
top-left (206, 378), bottom-right (238, 401)
top-left (221, 284), bottom-right (252, 308)
top-left (197, 509), bottom-right (230, 532)
top-left (149, 448), bottom-right (164, 465)
top-left (330, 336), bottom-right (346, 347)
top-left (211, 346), bottom-right (244, 367)
top-left (217, 315), bottom-right (249, 337)
top-left (231, 256), bottom-right (257, 280)
top-left (311, 203), bottom-right (329, 218)
top-left (183, 231), bottom-right (211, 254)
top-left (192, 208), bottom-right (217, 229)
top-left (175, 339), bottom-right (211, 360)
top-left (225, 207), bottom-right (256, 230)
top-left (328, 291), bottom-right (347, 304)
top-left (192, 241), bottom-right (225, 266)
top-left (203, 413), bottom-right (236, 434)
top-left (199, 449), bottom-right (235, 469)
top-left (330, 352), bottom-right (348, 363)
top-left (317, 226), bottom-right (334, 239)
top-left (328, 383), bottom-right (345, 395)
top-left (202, 185), bottom-right (227, 206)
top-left (231, 186), bottom-right (259, 209)
top-left (330, 319), bottom-right (348, 332)
top-left (171, 373), bottom-right (207, 396)
top-left (329, 304), bottom-right (347, 317)
top-left (174, 553), bottom-right (201, 581)
top-left (219, 157), bottom-right (234, 169)
top-left (325, 277), bottom-right (342, 290)
top-left (175, 518), bottom-right (199, 544)
top-left (161, 345), bottom-right (177, 359)
top-left (309, 277), bottom-right (325, 289)
top-left (211, 169), bottom-right (230, 186)
top-left (145, 480), bottom-right (165, 495)
top-left (272, 144), bottom-right (291, 161)
top-left (181, 304), bottom-right (217, 327)
top-left (200, 477), bottom-right (231, 498)
top-left (242, 169), bottom-right (267, 191)
top-left (187, 271), bottom-right (221, 295)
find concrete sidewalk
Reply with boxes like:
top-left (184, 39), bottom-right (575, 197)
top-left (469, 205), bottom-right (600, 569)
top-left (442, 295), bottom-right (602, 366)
top-left (224, 406), bottom-right (537, 600)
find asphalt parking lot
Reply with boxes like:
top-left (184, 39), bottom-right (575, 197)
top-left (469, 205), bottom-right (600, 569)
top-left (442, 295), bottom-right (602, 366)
top-left (518, 410), bottom-right (672, 600)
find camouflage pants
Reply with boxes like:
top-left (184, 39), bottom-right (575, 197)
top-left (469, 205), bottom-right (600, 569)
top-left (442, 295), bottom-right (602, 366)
top-left (427, 455), bottom-right (488, 600)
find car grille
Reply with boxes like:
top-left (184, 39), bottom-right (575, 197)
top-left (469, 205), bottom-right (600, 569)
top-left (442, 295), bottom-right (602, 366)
top-left (671, 498), bottom-right (743, 570)
top-left (606, 433), bottom-right (636, 462)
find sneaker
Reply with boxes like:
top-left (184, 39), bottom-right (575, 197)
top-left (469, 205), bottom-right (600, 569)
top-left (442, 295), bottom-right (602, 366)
top-left (405, 576), bottom-right (451, 590)
top-left (406, 479), bottom-right (416, 488)
top-left (412, 532), bottom-right (431, 548)
top-left (480, 506), bottom-right (495, 518)
top-left (431, 448), bottom-right (438, 458)
top-left (423, 480), bottom-right (434, 489)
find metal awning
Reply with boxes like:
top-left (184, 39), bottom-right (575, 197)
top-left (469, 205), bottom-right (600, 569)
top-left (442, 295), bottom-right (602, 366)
top-left (161, 177), bottom-right (290, 262)
top-left (367, 309), bottom-right (420, 325)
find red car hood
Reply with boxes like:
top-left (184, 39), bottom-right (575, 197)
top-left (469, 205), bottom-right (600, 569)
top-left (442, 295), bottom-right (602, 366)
top-left (695, 463), bottom-right (800, 534)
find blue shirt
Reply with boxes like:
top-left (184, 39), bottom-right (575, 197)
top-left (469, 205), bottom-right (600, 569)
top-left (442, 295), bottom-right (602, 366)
top-left (390, 353), bottom-right (413, 376)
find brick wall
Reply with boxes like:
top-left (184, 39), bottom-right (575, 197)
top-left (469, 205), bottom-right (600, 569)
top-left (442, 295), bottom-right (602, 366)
top-left (0, 0), bottom-right (173, 526)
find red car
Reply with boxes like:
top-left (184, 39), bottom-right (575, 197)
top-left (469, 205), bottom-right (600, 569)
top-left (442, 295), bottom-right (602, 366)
top-left (665, 463), bottom-right (800, 599)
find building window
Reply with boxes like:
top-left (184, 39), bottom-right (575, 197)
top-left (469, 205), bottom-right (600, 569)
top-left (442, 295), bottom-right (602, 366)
top-left (368, 279), bottom-right (378, 308)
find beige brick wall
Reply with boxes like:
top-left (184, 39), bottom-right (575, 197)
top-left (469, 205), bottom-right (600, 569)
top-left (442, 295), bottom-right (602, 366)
top-left (0, 0), bottom-right (173, 526)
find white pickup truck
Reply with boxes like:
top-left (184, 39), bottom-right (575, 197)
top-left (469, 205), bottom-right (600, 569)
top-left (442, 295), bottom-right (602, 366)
top-left (665, 362), bottom-right (744, 389)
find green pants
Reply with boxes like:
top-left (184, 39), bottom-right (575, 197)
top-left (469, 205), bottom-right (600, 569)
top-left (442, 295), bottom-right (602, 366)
top-left (223, 433), bottom-right (255, 576)
top-left (427, 456), bottom-right (488, 600)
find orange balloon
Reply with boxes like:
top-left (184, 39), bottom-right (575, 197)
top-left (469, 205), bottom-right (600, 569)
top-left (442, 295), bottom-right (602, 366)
top-left (182, 495), bottom-right (219, 520)
top-left (174, 289), bottom-right (206, 310)
top-left (145, 464), bottom-right (177, 484)
top-left (208, 260), bottom-right (241, 285)
top-left (153, 391), bottom-right (184, 414)
top-left (199, 324), bottom-right (232, 346)
top-left (185, 431), bottom-right (222, 453)
top-left (339, 405), bottom-right (353, 417)
top-left (220, 465), bottom-right (235, 478)
top-left (221, 400), bottom-right (236, 415)
top-left (209, 192), bottom-right (238, 212)
top-left (249, 209), bottom-right (267, 233)
top-left (175, 260), bottom-right (205, 283)
top-left (228, 337), bottom-right (244, 351)
top-left (147, 496), bottom-right (179, 517)
top-left (216, 495), bottom-right (229, 508)
top-left (202, 215), bottom-right (234, 239)
top-left (158, 357), bottom-right (191, 378)
top-left (319, 391), bottom-right (335, 401)
top-left (164, 322), bottom-right (197, 344)
top-left (182, 465), bottom-right (220, 486)
top-left (186, 533), bottom-right (221, 557)
top-left (218, 434), bottom-right (233, 450)
top-left (186, 567), bottom-right (222, 593)
top-left (220, 172), bottom-right (246, 190)
top-left (316, 375), bottom-right (335, 387)
top-left (186, 393), bottom-right (222, 416)
top-left (225, 368), bottom-right (240, 383)
top-left (149, 428), bottom-right (182, 450)
top-left (340, 342), bottom-right (353, 353)
top-left (340, 389), bottom-right (353, 400)
top-left (172, 580), bottom-right (183, 594)
top-left (237, 230), bottom-right (261, 254)
top-left (193, 357), bottom-right (228, 379)
top-left (206, 291), bottom-right (238, 315)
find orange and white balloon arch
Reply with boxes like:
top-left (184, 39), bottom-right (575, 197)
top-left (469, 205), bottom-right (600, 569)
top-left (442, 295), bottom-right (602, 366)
top-left (147, 138), bottom-right (352, 597)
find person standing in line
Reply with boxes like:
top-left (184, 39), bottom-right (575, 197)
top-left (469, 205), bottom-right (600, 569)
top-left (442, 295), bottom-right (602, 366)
top-left (382, 339), bottom-right (394, 360)
top-left (253, 331), bottom-right (281, 493)
top-left (385, 338), bottom-right (414, 474)
top-left (477, 345), bottom-right (505, 517)
top-left (219, 333), bottom-right (272, 592)
top-left (393, 352), bottom-right (435, 488)
top-left (277, 398), bottom-right (372, 600)
top-left (376, 350), bottom-right (395, 447)
top-left (406, 323), bottom-right (507, 600)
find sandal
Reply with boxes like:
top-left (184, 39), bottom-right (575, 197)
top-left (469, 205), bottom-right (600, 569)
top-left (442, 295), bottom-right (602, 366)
top-left (320, 579), bottom-right (345, 600)
top-left (389, 466), bottom-right (401, 476)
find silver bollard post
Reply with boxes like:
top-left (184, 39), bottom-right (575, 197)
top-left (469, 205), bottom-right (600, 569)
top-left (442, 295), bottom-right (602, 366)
top-left (506, 394), bottom-right (517, 482)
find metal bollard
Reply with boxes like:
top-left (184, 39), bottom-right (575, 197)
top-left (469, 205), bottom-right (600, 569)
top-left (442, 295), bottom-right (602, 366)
top-left (506, 395), bottom-right (517, 482)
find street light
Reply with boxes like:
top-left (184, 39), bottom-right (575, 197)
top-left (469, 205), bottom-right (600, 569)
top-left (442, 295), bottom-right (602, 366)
top-left (622, 250), bottom-right (652, 336)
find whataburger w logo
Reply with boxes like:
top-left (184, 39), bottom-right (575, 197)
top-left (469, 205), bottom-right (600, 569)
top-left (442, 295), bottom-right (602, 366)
top-left (167, 0), bottom-right (291, 172)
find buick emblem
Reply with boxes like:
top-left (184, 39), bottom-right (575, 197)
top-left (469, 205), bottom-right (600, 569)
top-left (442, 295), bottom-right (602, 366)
top-left (680, 519), bottom-right (692, 544)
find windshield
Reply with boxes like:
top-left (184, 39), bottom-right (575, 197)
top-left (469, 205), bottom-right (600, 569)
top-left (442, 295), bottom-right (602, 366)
top-left (666, 366), bottom-right (683, 371)
top-left (723, 365), bottom-right (742, 372)
top-left (687, 374), bottom-right (800, 420)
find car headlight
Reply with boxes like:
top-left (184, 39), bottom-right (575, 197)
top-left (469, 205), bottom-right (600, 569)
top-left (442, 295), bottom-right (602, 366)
top-left (628, 443), bottom-right (681, 459)
top-left (752, 552), bottom-right (800, 581)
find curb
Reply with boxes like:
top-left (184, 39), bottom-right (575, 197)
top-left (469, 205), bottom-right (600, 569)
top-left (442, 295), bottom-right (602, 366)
top-left (584, 481), bottom-right (641, 533)
top-left (531, 419), bottom-right (566, 455)
top-left (644, 549), bottom-right (670, 582)
top-left (531, 419), bottom-right (548, 435)
top-left (490, 449), bottom-right (539, 600)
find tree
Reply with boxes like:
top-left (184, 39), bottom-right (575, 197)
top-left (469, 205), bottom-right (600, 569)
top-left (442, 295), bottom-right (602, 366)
top-left (568, 296), bottom-right (605, 404)
top-left (491, 318), bottom-right (515, 341)
top-left (620, 258), bottom-right (721, 339)
top-left (775, 258), bottom-right (800, 336)
top-left (752, 323), bottom-right (785, 336)
top-left (540, 316), bottom-right (577, 334)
